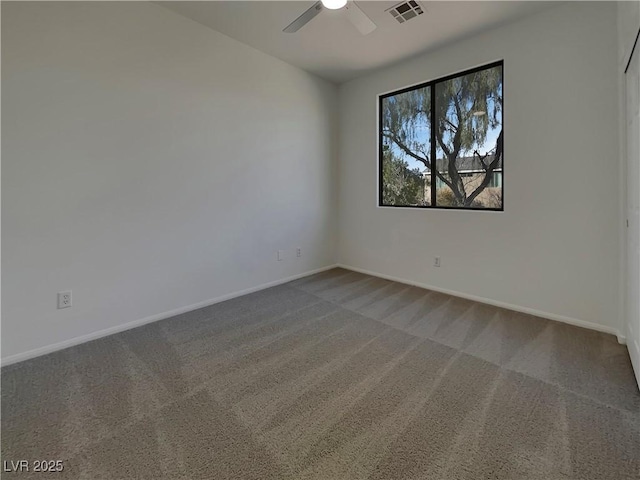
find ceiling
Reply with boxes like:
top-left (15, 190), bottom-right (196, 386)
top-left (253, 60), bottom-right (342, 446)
top-left (158, 1), bottom-right (559, 83)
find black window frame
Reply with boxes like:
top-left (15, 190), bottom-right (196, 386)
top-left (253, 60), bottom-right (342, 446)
top-left (378, 60), bottom-right (504, 211)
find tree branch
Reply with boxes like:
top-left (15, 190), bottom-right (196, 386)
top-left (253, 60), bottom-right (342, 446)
top-left (385, 132), bottom-right (455, 191)
top-left (465, 129), bottom-right (503, 207)
top-left (384, 133), bottom-right (430, 170)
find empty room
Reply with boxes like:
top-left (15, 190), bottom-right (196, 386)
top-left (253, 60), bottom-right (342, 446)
top-left (2, 0), bottom-right (639, 478)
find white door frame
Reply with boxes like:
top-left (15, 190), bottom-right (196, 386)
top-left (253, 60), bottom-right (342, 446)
top-left (625, 29), bottom-right (640, 389)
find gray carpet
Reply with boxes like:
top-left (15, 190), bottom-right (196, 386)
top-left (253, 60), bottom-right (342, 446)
top-left (2, 268), bottom-right (639, 479)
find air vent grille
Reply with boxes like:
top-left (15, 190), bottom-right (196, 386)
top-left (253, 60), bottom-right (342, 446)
top-left (387, 1), bottom-right (424, 24)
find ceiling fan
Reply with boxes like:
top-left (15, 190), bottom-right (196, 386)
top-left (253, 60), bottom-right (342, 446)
top-left (283, 0), bottom-right (377, 35)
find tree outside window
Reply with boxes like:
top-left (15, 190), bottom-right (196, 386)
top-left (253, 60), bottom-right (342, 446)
top-left (379, 62), bottom-right (503, 210)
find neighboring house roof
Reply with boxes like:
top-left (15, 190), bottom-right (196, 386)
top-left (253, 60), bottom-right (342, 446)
top-left (422, 155), bottom-right (503, 175)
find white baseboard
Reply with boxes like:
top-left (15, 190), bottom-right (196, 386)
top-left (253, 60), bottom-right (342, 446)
top-left (3, 263), bottom-right (629, 371)
top-left (1, 264), bottom-right (339, 367)
top-left (336, 264), bottom-right (625, 341)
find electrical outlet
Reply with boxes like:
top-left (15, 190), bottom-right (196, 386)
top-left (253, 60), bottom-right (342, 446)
top-left (434, 256), bottom-right (441, 267)
top-left (57, 291), bottom-right (72, 309)
top-left (277, 250), bottom-right (284, 261)
top-left (296, 247), bottom-right (302, 258)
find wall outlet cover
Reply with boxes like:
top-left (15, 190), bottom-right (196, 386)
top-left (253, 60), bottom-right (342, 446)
top-left (57, 291), bottom-right (72, 309)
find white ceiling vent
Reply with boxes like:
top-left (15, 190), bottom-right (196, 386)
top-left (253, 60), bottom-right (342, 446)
top-left (387, 1), bottom-right (424, 24)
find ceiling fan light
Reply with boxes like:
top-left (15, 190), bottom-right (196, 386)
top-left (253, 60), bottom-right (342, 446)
top-left (321, 0), bottom-right (347, 10)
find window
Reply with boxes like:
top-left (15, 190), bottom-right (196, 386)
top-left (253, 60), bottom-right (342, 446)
top-left (379, 61), bottom-right (503, 210)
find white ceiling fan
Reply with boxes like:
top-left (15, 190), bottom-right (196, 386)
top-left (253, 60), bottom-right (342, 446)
top-left (283, 0), bottom-right (377, 35)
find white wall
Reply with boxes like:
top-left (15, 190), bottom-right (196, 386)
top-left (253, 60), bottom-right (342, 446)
top-left (1, 2), bottom-right (338, 362)
top-left (618, 0), bottom-right (640, 69)
top-left (618, 0), bottom-right (640, 382)
top-left (1, 1), bottom-right (627, 364)
top-left (338, 2), bottom-right (622, 334)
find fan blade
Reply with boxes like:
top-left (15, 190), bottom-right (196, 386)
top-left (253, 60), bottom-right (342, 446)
top-left (344, 2), bottom-right (376, 35)
top-left (283, 1), bottom-right (323, 33)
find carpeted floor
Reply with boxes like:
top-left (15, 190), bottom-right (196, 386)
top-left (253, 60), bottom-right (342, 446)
top-left (2, 268), bottom-right (639, 479)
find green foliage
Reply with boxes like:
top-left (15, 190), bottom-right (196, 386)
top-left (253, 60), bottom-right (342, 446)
top-left (381, 88), bottom-right (432, 162)
top-left (382, 151), bottom-right (425, 206)
top-left (434, 67), bottom-right (502, 154)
